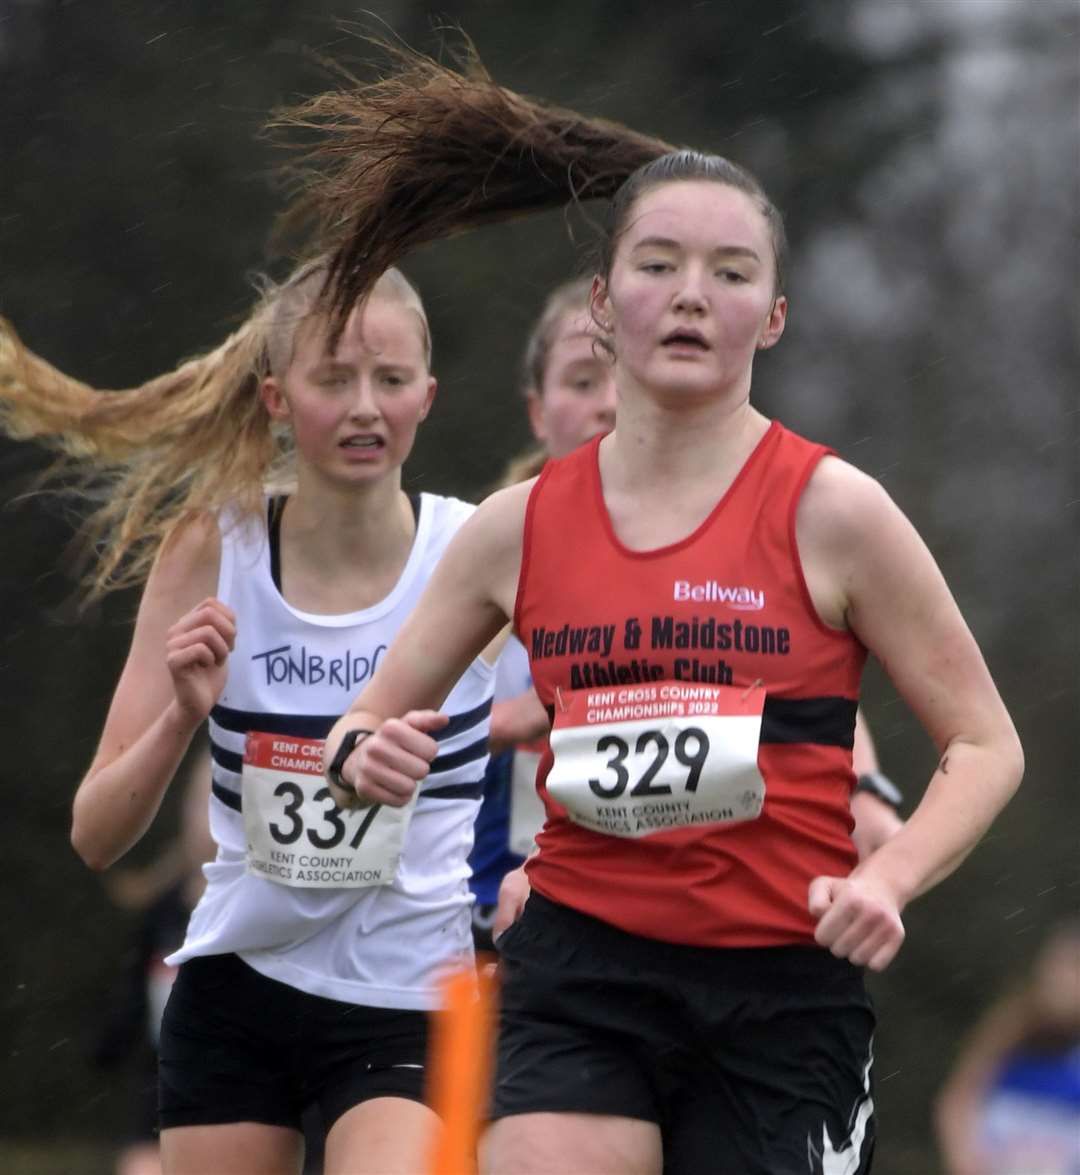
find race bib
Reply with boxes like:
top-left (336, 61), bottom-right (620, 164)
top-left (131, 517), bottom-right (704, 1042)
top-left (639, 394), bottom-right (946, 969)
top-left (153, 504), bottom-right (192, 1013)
top-left (242, 731), bottom-right (415, 889)
top-left (546, 682), bottom-right (766, 839)
top-left (508, 749), bottom-right (545, 858)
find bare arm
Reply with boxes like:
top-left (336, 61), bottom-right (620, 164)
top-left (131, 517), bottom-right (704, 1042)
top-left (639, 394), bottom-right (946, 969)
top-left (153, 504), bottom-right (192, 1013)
top-left (71, 515), bottom-right (233, 870)
top-left (799, 459), bottom-right (1023, 969)
top-left (325, 482), bottom-right (530, 807)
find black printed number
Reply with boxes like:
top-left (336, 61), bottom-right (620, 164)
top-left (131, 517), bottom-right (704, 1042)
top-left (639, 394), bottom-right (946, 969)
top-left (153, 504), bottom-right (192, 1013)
top-left (306, 788), bottom-right (346, 849)
top-left (268, 782), bottom-right (377, 849)
top-left (269, 782), bottom-right (304, 844)
top-left (588, 728), bottom-right (710, 800)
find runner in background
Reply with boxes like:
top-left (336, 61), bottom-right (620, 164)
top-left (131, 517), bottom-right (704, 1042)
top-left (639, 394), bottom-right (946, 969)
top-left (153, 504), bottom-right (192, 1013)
top-left (935, 920), bottom-right (1080, 1175)
top-left (301, 54), bottom-right (1023, 1172)
top-left (477, 279), bottom-right (904, 945)
top-left (1, 260), bottom-right (499, 1175)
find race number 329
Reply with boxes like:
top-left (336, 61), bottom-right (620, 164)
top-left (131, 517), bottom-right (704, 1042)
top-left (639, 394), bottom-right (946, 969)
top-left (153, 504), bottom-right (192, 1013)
top-left (546, 682), bottom-right (767, 839)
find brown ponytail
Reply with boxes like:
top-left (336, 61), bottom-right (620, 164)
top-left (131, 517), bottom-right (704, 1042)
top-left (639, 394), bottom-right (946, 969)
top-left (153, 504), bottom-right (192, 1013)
top-left (271, 38), bottom-right (676, 332)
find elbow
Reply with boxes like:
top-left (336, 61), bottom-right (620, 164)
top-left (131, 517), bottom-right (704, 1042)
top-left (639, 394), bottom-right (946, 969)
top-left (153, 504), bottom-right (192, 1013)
top-left (1004, 731), bottom-right (1025, 797)
top-left (70, 826), bottom-right (110, 872)
top-left (70, 794), bottom-right (116, 872)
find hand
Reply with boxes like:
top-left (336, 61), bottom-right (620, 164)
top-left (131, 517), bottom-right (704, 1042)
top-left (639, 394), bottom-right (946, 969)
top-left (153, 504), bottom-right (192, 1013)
top-left (808, 873), bottom-right (905, 972)
top-left (165, 598), bottom-right (236, 722)
top-left (493, 864), bottom-right (531, 940)
top-left (333, 710), bottom-right (448, 809)
top-left (489, 687), bottom-right (549, 753)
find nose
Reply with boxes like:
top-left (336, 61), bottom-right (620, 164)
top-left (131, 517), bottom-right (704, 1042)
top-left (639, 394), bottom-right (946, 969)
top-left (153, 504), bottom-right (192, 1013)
top-left (672, 265), bottom-right (708, 315)
top-left (347, 378), bottom-right (380, 421)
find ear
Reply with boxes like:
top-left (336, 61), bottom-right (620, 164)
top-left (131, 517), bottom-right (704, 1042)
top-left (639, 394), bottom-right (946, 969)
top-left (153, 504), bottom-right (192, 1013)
top-left (589, 276), bottom-right (613, 334)
top-left (525, 389), bottom-right (548, 445)
top-left (756, 295), bottom-right (788, 351)
top-left (261, 375), bottom-right (291, 421)
top-left (417, 375), bottom-right (437, 423)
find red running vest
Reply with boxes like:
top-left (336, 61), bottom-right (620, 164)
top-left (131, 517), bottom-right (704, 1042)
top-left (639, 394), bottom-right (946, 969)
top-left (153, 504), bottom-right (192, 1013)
top-left (515, 421), bottom-right (867, 947)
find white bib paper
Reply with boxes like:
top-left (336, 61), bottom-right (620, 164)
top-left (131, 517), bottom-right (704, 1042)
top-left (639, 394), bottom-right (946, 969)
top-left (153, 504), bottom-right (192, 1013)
top-left (508, 749), bottom-right (545, 858)
top-left (546, 682), bottom-right (766, 839)
top-left (242, 731), bottom-right (415, 888)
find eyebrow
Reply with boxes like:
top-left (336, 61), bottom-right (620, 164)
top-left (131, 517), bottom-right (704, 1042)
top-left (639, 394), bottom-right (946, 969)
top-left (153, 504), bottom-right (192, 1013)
top-left (631, 236), bottom-right (761, 261)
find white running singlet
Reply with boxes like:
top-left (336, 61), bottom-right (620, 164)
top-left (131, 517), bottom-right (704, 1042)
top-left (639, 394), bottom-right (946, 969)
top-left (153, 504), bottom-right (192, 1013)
top-left (167, 494), bottom-right (494, 1010)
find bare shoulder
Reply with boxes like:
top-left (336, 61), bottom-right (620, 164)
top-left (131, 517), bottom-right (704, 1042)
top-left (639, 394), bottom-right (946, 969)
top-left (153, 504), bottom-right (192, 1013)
top-left (473, 477), bottom-right (535, 534)
top-left (139, 510), bottom-right (223, 623)
top-left (797, 455), bottom-right (898, 556)
top-left (795, 456), bottom-right (922, 629)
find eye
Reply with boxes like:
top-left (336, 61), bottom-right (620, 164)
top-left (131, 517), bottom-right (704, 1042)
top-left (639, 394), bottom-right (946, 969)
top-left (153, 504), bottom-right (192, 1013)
top-left (718, 269), bottom-right (748, 283)
top-left (380, 371), bottom-right (408, 388)
top-left (640, 261), bottom-right (672, 275)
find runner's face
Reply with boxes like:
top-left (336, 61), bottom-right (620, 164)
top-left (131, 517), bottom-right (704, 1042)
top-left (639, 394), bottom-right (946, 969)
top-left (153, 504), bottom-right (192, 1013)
top-left (263, 295), bottom-right (436, 487)
top-left (527, 311), bottom-right (616, 459)
top-left (597, 180), bottom-right (786, 403)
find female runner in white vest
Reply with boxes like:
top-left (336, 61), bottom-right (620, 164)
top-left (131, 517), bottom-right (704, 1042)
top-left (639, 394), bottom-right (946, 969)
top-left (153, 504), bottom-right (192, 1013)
top-left (0, 261), bottom-right (497, 1174)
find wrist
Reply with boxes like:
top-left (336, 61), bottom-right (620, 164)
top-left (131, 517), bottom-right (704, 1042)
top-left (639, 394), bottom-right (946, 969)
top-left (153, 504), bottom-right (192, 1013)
top-left (164, 697), bottom-right (207, 740)
top-left (855, 770), bottom-right (903, 810)
top-left (326, 727), bottom-right (375, 790)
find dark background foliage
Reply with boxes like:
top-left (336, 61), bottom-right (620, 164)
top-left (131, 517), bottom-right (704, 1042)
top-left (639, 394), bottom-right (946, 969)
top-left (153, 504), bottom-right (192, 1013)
top-left (0, 2), bottom-right (1076, 1171)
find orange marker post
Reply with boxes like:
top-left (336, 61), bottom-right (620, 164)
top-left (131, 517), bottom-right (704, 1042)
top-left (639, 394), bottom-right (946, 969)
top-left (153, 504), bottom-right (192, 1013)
top-left (427, 958), bottom-right (498, 1175)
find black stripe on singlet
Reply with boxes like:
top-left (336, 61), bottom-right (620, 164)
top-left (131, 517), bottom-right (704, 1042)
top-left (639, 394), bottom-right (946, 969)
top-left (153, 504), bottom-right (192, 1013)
top-left (209, 697), bottom-right (492, 744)
top-left (211, 706), bottom-right (336, 740)
top-left (212, 780), bottom-right (242, 812)
top-left (760, 696), bottom-right (857, 747)
top-left (420, 781), bottom-right (484, 801)
top-left (542, 694), bottom-right (857, 748)
top-left (427, 736), bottom-right (490, 775)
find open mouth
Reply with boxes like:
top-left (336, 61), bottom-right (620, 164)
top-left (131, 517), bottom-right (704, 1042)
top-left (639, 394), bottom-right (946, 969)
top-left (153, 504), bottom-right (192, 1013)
top-left (340, 435), bottom-right (384, 450)
top-left (662, 330), bottom-right (709, 350)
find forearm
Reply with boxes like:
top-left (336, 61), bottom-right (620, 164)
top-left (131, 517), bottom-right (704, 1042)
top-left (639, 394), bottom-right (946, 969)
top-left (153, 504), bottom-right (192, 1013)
top-left (853, 734), bottom-right (1022, 904)
top-left (71, 699), bottom-right (203, 871)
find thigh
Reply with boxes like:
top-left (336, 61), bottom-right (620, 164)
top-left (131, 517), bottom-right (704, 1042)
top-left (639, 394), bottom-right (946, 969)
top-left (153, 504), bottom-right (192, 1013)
top-left (304, 1000), bottom-right (431, 1129)
top-left (665, 972), bottom-right (876, 1175)
top-left (161, 1121), bottom-right (302, 1175)
top-left (324, 1096), bottom-right (439, 1175)
top-left (484, 1112), bottom-right (662, 1175)
top-left (159, 954), bottom-right (302, 1132)
top-left (492, 896), bottom-right (674, 1124)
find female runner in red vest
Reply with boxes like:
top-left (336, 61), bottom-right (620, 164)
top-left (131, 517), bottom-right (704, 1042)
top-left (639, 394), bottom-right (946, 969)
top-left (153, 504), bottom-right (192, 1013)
top-left (303, 58), bottom-right (1023, 1175)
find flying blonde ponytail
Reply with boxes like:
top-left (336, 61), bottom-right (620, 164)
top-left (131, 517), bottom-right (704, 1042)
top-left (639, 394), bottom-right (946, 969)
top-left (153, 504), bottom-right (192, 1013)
top-left (0, 261), bottom-right (322, 595)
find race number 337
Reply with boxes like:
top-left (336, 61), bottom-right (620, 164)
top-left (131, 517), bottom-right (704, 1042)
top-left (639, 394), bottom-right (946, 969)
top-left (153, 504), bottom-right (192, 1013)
top-left (242, 731), bottom-right (414, 889)
top-left (546, 682), bottom-right (766, 839)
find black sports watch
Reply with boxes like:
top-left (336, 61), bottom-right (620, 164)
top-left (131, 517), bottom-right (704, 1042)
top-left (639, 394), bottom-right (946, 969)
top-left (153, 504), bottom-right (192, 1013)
top-left (326, 728), bottom-right (374, 791)
top-left (854, 771), bottom-right (904, 811)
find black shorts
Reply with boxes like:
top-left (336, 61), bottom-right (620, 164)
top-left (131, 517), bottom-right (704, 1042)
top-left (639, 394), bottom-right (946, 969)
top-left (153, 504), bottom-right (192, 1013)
top-left (493, 892), bottom-right (876, 1175)
top-left (159, 953), bottom-right (429, 1133)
